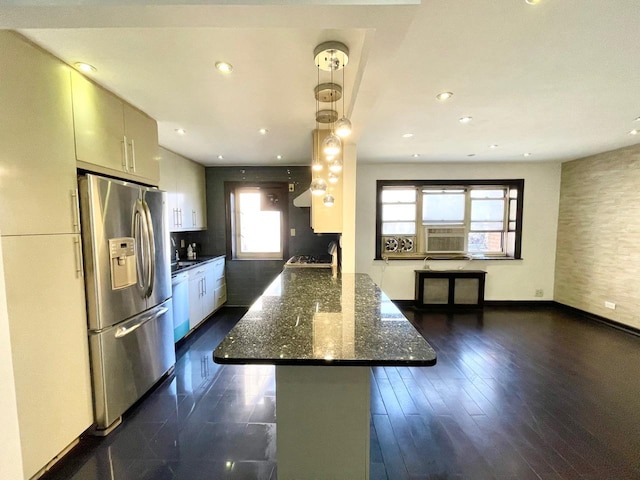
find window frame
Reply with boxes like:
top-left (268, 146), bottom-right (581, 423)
top-left (375, 179), bottom-right (524, 260)
top-left (225, 181), bottom-right (289, 261)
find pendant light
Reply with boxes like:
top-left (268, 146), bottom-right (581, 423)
top-left (335, 61), bottom-right (352, 138)
top-left (322, 56), bottom-right (341, 156)
top-left (310, 178), bottom-right (328, 196)
top-left (315, 42), bottom-right (348, 157)
top-left (323, 193), bottom-right (335, 207)
top-left (311, 41), bottom-right (350, 202)
top-left (329, 158), bottom-right (343, 173)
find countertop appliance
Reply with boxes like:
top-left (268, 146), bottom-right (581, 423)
top-left (79, 173), bottom-right (175, 434)
top-left (285, 241), bottom-right (338, 269)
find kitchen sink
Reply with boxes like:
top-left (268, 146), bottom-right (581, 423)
top-left (177, 260), bottom-right (198, 266)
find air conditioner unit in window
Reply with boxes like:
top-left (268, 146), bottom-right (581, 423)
top-left (382, 236), bottom-right (416, 254)
top-left (425, 226), bottom-right (465, 253)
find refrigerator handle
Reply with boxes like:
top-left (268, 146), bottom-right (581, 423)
top-left (114, 306), bottom-right (169, 339)
top-left (142, 198), bottom-right (156, 298)
top-left (133, 199), bottom-right (148, 292)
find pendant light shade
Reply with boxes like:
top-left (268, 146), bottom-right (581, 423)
top-left (312, 162), bottom-right (323, 172)
top-left (335, 116), bottom-right (352, 138)
top-left (329, 158), bottom-right (343, 173)
top-left (328, 171), bottom-right (339, 184)
top-left (310, 178), bottom-right (328, 196)
top-left (323, 194), bottom-right (335, 207)
top-left (322, 132), bottom-right (341, 156)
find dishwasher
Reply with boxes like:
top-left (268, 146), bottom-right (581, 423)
top-left (171, 272), bottom-right (190, 343)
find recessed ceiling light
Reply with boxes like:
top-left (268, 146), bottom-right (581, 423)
top-left (259, 128), bottom-right (268, 135)
top-left (175, 128), bottom-right (186, 135)
top-left (523, 152), bottom-right (532, 157)
top-left (459, 116), bottom-right (473, 124)
top-left (217, 155), bottom-right (224, 160)
top-left (489, 144), bottom-right (499, 149)
top-left (402, 133), bottom-right (414, 138)
top-left (525, 0), bottom-right (540, 4)
top-left (436, 92), bottom-right (453, 101)
top-left (276, 155), bottom-right (283, 160)
top-left (635, 117), bottom-right (640, 122)
top-left (74, 62), bottom-right (96, 73)
top-left (215, 61), bottom-right (233, 73)
top-left (629, 129), bottom-right (639, 135)
top-left (411, 154), bottom-right (420, 158)
top-left (467, 154), bottom-right (476, 157)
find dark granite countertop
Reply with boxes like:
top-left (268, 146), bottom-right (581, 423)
top-left (171, 255), bottom-right (225, 275)
top-left (213, 269), bottom-right (437, 367)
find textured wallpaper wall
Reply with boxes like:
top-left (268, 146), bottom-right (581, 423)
top-left (555, 144), bottom-right (640, 329)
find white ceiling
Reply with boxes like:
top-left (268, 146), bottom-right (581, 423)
top-left (4, 0), bottom-right (640, 166)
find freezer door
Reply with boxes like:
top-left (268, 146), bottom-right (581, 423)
top-left (89, 300), bottom-right (175, 430)
top-left (142, 188), bottom-right (171, 310)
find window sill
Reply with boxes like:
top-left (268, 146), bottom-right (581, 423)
top-left (374, 255), bottom-right (522, 261)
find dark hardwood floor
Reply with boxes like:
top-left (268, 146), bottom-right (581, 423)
top-left (42, 305), bottom-right (640, 480)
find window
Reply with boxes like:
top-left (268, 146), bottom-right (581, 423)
top-left (376, 180), bottom-right (523, 259)
top-left (226, 182), bottom-right (288, 260)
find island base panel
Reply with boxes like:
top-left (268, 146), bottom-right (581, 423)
top-left (276, 366), bottom-right (370, 480)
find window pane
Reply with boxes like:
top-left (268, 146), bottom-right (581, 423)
top-left (508, 221), bottom-right (516, 231)
top-left (470, 189), bottom-right (505, 198)
top-left (382, 188), bottom-right (416, 203)
top-left (239, 192), bottom-right (281, 253)
top-left (470, 221), bottom-right (504, 231)
top-left (422, 193), bottom-right (465, 223)
top-left (382, 204), bottom-right (415, 221)
top-left (382, 222), bottom-right (416, 235)
top-left (468, 232), bottom-right (503, 253)
top-left (509, 188), bottom-right (518, 199)
top-left (509, 199), bottom-right (517, 221)
top-left (470, 199), bottom-right (504, 221)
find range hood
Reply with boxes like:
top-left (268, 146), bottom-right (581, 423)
top-left (293, 188), bottom-right (312, 207)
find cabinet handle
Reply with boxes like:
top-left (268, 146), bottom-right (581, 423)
top-left (130, 138), bottom-right (137, 172)
top-left (122, 135), bottom-right (129, 172)
top-left (203, 277), bottom-right (207, 295)
top-left (192, 210), bottom-right (196, 227)
top-left (178, 208), bottom-right (183, 227)
top-left (173, 208), bottom-right (178, 228)
top-left (73, 236), bottom-right (84, 278)
top-left (71, 189), bottom-right (81, 233)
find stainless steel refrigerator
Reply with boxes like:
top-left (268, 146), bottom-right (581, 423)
top-left (79, 173), bottom-right (175, 433)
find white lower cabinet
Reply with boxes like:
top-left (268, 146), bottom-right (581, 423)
top-left (2, 234), bottom-right (93, 480)
top-left (185, 257), bottom-right (226, 333)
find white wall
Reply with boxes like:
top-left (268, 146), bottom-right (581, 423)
top-left (0, 238), bottom-right (25, 480)
top-left (355, 161), bottom-right (562, 301)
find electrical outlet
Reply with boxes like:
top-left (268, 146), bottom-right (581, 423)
top-left (289, 183), bottom-right (295, 192)
top-left (534, 289), bottom-right (543, 297)
top-left (180, 239), bottom-right (185, 248)
top-left (290, 228), bottom-right (296, 237)
top-left (604, 301), bottom-right (616, 310)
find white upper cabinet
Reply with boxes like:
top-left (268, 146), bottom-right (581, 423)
top-left (71, 71), bottom-right (160, 186)
top-left (0, 31), bottom-right (79, 236)
top-left (159, 147), bottom-right (207, 232)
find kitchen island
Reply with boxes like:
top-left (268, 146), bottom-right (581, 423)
top-left (214, 269), bottom-right (436, 479)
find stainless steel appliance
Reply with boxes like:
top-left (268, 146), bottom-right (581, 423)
top-left (79, 173), bottom-right (175, 433)
top-left (285, 241), bottom-right (339, 269)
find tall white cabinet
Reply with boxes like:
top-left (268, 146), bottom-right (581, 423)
top-left (0, 32), bottom-right (93, 479)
